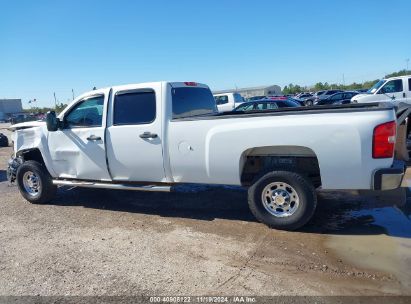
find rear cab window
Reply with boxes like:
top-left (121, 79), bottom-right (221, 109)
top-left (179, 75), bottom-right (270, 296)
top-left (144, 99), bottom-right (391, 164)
top-left (408, 78), bottom-right (411, 91)
top-left (172, 87), bottom-right (217, 119)
top-left (233, 93), bottom-right (244, 103)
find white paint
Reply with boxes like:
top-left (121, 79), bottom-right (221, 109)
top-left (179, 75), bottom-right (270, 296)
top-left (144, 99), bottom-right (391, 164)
top-left (12, 81), bottom-right (397, 190)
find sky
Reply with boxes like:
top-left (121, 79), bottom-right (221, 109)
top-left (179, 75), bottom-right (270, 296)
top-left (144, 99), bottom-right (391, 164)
top-left (1, 0), bottom-right (410, 108)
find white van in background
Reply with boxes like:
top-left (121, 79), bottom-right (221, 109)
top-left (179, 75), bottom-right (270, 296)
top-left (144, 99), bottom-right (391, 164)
top-left (213, 92), bottom-right (245, 112)
top-left (352, 75), bottom-right (411, 104)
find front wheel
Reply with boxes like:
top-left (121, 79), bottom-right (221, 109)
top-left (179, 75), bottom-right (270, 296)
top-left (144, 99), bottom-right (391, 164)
top-left (16, 161), bottom-right (56, 204)
top-left (248, 171), bottom-right (317, 230)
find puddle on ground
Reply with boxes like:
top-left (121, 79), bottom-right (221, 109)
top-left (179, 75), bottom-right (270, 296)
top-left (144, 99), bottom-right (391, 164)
top-left (326, 203), bottom-right (411, 289)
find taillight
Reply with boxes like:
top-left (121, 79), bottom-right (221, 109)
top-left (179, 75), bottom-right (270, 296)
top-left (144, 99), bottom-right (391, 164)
top-left (372, 121), bottom-right (396, 158)
top-left (184, 82), bottom-right (197, 86)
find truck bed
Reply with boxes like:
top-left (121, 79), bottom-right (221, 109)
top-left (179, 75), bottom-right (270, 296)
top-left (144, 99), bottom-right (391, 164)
top-left (174, 102), bottom-right (394, 121)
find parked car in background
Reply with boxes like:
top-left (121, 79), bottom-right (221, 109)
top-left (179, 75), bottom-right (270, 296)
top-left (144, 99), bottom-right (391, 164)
top-left (302, 91), bottom-right (324, 106)
top-left (214, 92), bottom-right (245, 112)
top-left (233, 97), bottom-right (301, 112)
top-left (0, 133), bottom-right (8, 147)
top-left (247, 95), bottom-right (267, 101)
top-left (293, 93), bottom-right (314, 106)
top-left (304, 90), bottom-right (343, 106)
top-left (267, 95), bottom-right (306, 106)
top-left (315, 91), bottom-right (359, 105)
top-left (294, 93), bottom-right (313, 101)
top-left (352, 75), bottom-right (411, 105)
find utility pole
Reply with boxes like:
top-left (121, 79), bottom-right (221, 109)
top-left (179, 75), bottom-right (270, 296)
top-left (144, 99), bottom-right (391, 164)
top-left (406, 59), bottom-right (410, 71)
top-left (53, 92), bottom-right (57, 109)
top-left (72, 89), bottom-right (75, 100)
top-left (343, 73), bottom-right (345, 87)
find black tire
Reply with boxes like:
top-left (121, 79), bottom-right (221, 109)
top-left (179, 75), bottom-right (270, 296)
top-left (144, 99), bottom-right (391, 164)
top-left (305, 100), bottom-right (313, 106)
top-left (16, 161), bottom-right (56, 204)
top-left (248, 171), bottom-right (317, 231)
top-left (0, 136), bottom-right (8, 147)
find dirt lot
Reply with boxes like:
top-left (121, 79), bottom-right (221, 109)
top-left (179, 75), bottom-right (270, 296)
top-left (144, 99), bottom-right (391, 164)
top-left (1, 124), bottom-right (411, 296)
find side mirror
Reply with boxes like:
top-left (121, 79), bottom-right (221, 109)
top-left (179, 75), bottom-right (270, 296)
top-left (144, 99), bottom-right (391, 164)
top-left (46, 111), bottom-right (60, 132)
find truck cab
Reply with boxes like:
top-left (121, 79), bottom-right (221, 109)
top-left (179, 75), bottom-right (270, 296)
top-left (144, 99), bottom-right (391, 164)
top-left (213, 92), bottom-right (245, 112)
top-left (352, 75), bottom-right (411, 104)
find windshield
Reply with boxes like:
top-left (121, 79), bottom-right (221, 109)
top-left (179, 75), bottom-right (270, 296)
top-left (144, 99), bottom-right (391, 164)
top-left (172, 87), bottom-right (217, 119)
top-left (368, 79), bottom-right (386, 94)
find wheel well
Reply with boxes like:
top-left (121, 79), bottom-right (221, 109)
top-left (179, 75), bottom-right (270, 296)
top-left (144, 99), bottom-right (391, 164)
top-left (18, 149), bottom-right (45, 166)
top-left (240, 146), bottom-right (321, 187)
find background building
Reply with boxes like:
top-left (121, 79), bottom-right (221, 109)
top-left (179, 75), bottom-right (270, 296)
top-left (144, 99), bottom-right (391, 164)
top-left (213, 84), bottom-right (282, 99)
top-left (0, 99), bottom-right (23, 121)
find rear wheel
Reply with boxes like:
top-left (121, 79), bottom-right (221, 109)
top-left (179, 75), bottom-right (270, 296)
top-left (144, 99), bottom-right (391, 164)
top-left (248, 171), bottom-right (317, 230)
top-left (16, 161), bottom-right (56, 204)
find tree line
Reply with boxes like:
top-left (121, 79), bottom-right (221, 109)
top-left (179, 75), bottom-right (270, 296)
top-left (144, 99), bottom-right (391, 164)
top-left (24, 102), bottom-right (68, 114)
top-left (282, 69), bottom-right (411, 95)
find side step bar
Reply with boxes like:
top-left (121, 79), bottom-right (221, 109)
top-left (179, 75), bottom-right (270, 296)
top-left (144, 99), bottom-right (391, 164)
top-left (52, 180), bottom-right (171, 192)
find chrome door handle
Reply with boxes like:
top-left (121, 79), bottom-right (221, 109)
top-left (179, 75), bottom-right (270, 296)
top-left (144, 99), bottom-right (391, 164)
top-left (139, 132), bottom-right (158, 139)
top-left (87, 135), bottom-right (101, 141)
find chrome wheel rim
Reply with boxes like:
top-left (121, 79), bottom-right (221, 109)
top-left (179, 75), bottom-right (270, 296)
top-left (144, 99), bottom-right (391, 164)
top-left (261, 182), bottom-right (300, 217)
top-left (22, 171), bottom-right (41, 197)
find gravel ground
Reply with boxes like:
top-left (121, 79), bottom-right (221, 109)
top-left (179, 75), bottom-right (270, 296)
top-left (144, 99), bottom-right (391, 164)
top-left (0, 124), bottom-right (410, 296)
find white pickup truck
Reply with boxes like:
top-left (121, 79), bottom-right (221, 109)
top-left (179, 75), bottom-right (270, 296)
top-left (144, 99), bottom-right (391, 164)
top-left (213, 92), bottom-right (244, 112)
top-left (7, 81), bottom-right (408, 230)
top-left (352, 75), bottom-right (411, 104)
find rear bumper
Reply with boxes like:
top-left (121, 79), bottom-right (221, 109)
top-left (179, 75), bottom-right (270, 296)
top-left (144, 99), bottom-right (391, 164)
top-left (373, 160), bottom-right (405, 190)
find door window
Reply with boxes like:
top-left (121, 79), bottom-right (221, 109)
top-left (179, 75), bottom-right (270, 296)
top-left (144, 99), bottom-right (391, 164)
top-left (113, 90), bottom-right (156, 125)
top-left (380, 79), bottom-right (403, 94)
top-left (237, 103), bottom-right (255, 111)
top-left (330, 93), bottom-right (343, 100)
top-left (215, 95), bottom-right (229, 105)
top-left (255, 103), bottom-right (265, 110)
top-left (408, 78), bottom-right (411, 91)
top-left (265, 102), bottom-right (278, 109)
top-left (233, 93), bottom-right (244, 103)
top-left (343, 93), bottom-right (354, 99)
top-left (64, 95), bottom-right (104, 128)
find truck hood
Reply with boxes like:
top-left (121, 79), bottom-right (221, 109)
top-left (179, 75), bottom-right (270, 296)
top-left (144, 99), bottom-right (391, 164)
top-left (353, 93), bottom-right (369, 99)
top-left (8, 121), bottom-right (46, 131)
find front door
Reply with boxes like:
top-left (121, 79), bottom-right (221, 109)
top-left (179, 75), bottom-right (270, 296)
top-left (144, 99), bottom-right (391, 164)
top-left (48, 90), bottom-right (111, 180)
top-left (106, 83), bottom-right (165, 182)
top-left (378, 79), bottom-right (406, 103)
top-left (215, 95), bottom-right (231, 112)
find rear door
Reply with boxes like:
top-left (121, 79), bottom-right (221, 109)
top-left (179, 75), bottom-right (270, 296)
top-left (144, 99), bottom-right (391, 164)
top-left (106, 83), bottom-right (165, 182)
